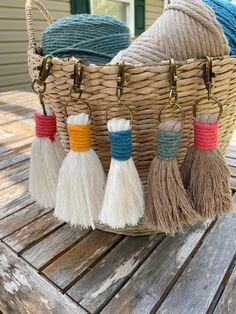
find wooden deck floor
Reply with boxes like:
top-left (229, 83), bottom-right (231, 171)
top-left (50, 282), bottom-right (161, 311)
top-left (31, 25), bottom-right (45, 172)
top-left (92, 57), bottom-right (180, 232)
top-left (0, 91), bottom-right (236, 314)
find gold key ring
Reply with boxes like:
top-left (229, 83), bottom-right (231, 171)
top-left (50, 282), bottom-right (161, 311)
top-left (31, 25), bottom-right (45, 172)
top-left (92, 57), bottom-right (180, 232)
top-left (64, 98), bottom-right (92, 119)
top-left (193, 96), bottom-right (223, 121)
top-left (158, 102), bottom-right (185, 124)
top-left (105, 103), bottom-right (134, 126)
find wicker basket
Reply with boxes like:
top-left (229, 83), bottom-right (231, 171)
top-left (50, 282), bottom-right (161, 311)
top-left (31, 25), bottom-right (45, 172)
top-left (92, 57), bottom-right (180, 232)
top-left (26, 0), bottom-right (236, 236)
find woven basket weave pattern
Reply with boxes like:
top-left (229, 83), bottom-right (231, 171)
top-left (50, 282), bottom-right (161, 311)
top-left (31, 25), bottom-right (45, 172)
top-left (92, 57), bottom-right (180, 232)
top-left (26, 0), bottom-right (236, 236)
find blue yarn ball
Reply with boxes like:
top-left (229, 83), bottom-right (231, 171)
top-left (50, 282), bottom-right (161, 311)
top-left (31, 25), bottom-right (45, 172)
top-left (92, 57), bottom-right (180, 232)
top-left (42, 14), bottom-right (131, 64)
top-left (204, 0), bottom-right (236, 55)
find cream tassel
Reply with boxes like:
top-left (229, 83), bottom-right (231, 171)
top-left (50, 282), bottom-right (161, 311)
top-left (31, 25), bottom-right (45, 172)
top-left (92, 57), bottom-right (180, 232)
top-left (99, 118), bottom-right (144, 229)
top-left (180, 113), bottom-right (233, 219)
top-left (54, 113), bottom-right (106, 229)
top-left (29, 108), bottom-right (65, 208)
top-left (144, 119), bottom-right (200, 235)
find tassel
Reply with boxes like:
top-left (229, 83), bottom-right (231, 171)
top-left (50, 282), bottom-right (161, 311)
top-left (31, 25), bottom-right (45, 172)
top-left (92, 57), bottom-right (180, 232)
top-left (180, 113), bottom-right (233, 219)
top-left (54, 113), bottom-right (106, 229)
top-left (99, 118), bottom-right (144, 229)
top-left (29, 108), bottom-right (65, 208)
top-left (144, 119), bottom-right (200, 235)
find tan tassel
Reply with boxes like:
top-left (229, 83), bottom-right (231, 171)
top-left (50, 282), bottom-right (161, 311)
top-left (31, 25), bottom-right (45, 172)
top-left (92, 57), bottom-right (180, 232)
top-left (180, 113), bottom-right (233, 219)
top-left (145, 119), bottom-right (200, 235)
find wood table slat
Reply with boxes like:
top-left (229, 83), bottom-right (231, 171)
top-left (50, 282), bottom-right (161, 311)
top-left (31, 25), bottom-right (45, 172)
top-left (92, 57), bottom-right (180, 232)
top-left (0, 167), bottom-right (29, 191)
top-left (100, 222), bottom-right (209, 314)
top-left (0, 203), bottom-right (51, 239)
top-left (0, 150), bottom-right (30, 170)
top-left (225, 157), bottom-right (236, 168)
top-left (0, 143), bottom-right (30, 162)
top-left (214, 264), bottom-right (236, 314)
top-left (22, 224), bottom-right (91, 270)
top-left (68, 234), bottom-right (165, 313)
top-left (0, 182), bottom-right (32, 220)
top-left (155, 213), bottom-right (236, 314)
top-left (230, 177), bottom-right (236, 191)
top-left (0, 159), bottom-right (30, 182)
top-left (226, 150), bottom-right (236, 160)
top-left (4, 211), bottom-right (63, 254)
top-left (43, 230), bottom-right (123, 291)
top-left (0, 243), bottom-right (86, 314)
top-left (0, 136), bottom-right (32, 155)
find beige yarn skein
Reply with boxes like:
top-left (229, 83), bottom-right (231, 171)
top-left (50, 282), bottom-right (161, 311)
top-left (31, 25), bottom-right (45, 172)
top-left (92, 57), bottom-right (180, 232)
top-left (111, 0), bottom-right (229, 65)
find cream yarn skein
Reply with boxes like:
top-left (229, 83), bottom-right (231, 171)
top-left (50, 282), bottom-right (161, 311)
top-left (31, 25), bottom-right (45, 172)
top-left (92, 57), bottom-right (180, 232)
top-left (111, 0), bottom-right (229, 65)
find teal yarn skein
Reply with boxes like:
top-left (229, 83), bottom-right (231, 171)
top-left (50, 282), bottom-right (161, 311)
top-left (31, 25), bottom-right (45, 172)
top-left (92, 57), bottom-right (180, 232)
top-left (203, 0), bottom-right (236, 55)
top-left (42, 14), bottom-right (131, 64)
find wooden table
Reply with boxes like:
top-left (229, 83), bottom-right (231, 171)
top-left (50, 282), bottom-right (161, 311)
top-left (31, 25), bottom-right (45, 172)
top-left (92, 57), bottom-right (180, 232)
top-left (0, 91), bottom-right (236, 314)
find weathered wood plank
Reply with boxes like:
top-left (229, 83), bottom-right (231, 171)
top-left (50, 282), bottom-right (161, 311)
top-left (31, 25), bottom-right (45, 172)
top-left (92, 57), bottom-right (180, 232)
top-left (0, 136), bottom-right (32, 155)
top-left (0, 243), bottom-right (86, 314)
top-left (0, 203), bottom-right (51, 239)
top-left (155, 213), bottom-right (236, 314)
top-left (0, 182), bottom-right (32, 219)
top-left (228, 165), bottom-right (236, 177)
top-left (22, 224), bottom-right (91, 270)
top-left (43, 230), bottom-right (123, 291)
top-left (0, 116), bottom-right (33, 141)
top-left (0, 165), bottom-right (29, 190)
top-left (226, 157), bottom-right (236, 168)
top-left (68, 234), bottom-right (165, 313)
top-left (214, 264), bottom-right (236, 314)
top-left (0, 149), bottom-right (30, 170)
top-left (230, 177), bottom-right (236, 191)
top-left (4, 211), bottom-right (63, 254)
top-left (100, 222), bottom-right (209, 314)
top-left (226, 150), bottom-right (236, 159)
top-left (0, 159), bottom-right (29, 179)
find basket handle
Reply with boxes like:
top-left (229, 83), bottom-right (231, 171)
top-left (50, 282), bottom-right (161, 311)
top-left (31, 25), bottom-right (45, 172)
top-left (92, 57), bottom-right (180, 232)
top-left (25, 0), bottom-right (54, 49)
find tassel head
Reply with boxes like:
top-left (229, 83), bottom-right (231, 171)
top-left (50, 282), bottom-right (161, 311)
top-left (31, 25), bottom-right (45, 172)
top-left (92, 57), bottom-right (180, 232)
top-left (35, 112), bottom-right (57, 142)
top-left (68, 124), bottom-right (91, 152)
top-left (156, 130), bottom-right (182, 160)
top-left (109, 129), bottom-right (132, 161)
top-left (194, 120), bottom-right (218, 151)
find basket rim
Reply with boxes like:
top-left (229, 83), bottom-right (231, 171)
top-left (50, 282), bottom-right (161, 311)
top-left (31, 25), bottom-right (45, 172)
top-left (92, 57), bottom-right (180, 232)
top-left (28, 48), bottom-right (236, 69)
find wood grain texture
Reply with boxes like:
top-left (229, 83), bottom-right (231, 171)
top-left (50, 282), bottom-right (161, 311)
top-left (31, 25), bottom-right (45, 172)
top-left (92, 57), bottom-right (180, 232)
top-left (0, 190), bottom-right (33, 219)
top-left (43, 230), bottom-right (122, 290)
top-left (68, 234), bottom-right (165, 313)
top-left (0, 165), bottom-right (29, 190)
top-left (0, 203), bottom-right (51, 239)
top-left (4, 211), bottom-right (63, 253)
top-left (100, 222), bottom-right (209, 314)
top-left (0, 182), bottom-right (32, 219)
top-left (0, 150), bottom-right (30, 170)
top-left (156, 213), bottom-right (236, 314)
top-left (0, 137), bottom-right (32, 155)
top-left (0, 243), bottom-right (86, 314)
top-left (22, 224), bottom-right (91, 270)
top-left (214, 265), bottom-right (236, 314)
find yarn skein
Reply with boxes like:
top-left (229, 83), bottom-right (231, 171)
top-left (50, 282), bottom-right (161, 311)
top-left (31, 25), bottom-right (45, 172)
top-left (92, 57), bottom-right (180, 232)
top-left (42, 14), bottom-right (131, 64)
top-left (203, 0), bottom-right (236, 55)
top-left (111, 0), bottom-right (229, 65)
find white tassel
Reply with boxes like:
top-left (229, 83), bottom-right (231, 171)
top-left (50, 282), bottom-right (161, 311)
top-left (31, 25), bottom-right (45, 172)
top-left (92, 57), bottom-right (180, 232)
top-left (29, 108), bottom-right (65, 208)
top-left (99, 118), bottom-right (144, 229)
top-left (54, 113), bottom-right (106, 229)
